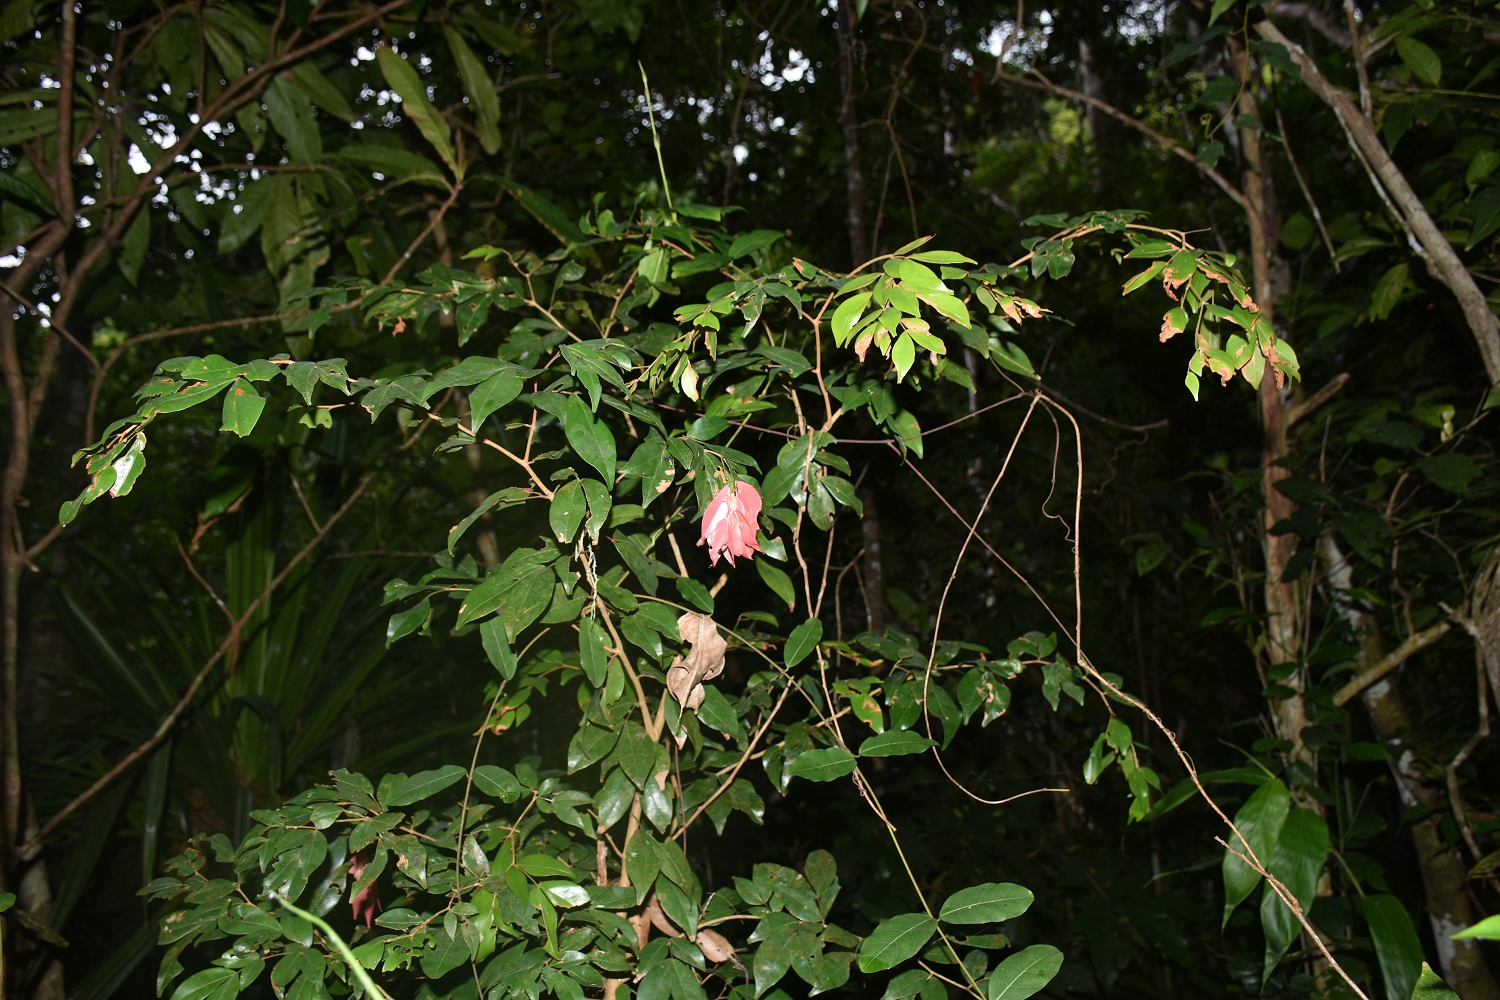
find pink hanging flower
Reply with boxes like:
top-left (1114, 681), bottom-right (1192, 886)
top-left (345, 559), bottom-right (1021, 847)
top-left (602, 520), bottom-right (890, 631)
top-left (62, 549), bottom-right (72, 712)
top-left (702, 481), bottom-right (763, 566)
top-left (347, 854), bottom-right (381, 928)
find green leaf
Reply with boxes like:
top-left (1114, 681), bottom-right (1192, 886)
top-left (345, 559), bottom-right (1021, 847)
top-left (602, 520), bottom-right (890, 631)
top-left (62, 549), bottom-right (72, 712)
top-left (563, 396), bottom-right (617, 483)
top-left (889, 409), bottom-right (923, 459)
top-left (595, 767), bottom-right (634, 831)
top-left (579, 617), bottom-right (609, 686)
top-left (481, 618), bottom-right (517, 678)
top-left (0, 0), bottom-right (37, 45)
top-left (444, 26), bottom-right (502, 153)
top-left (728, 230), bottom-right (784, 258)
top-left (784, 618), bottom-right (823, 667)
top-left (385, 598), bottom-right (431, 647)
top-left (550, 480), bottom-right (587, 543)
top-left (119, 208), bottom-right (150, 286)
top-left (0, 168), bottom-right (52, 216)
top-left (1259, 808), bottom-right (1330, 984)
top-left (626, 830), bottom-right (661, 897)
top-left (420, 923), bottom-right (472, 979)
top-left (939, 882), bottom-right (1033, 924)
top-left (383, 765), bottom-right (466, 807)
top-left (674, 576), bottom-right (714, 613)
top-left (1207, 0), bottom-right (1234, 24)
top-left (168, 967), bottom-right (240, 1000)
top-left (832, 293), bottom-right (871, 345)
top-left (1369, 263), bottom-right (1411, 320)
top-left (516, 854), bottom-right (576, 879)
top-left (377, 45), bottom-right (459, 177)
top-left (987, 945), bottom-right (1063, 999)
top-left (1222, 778), bottom-right (1289, 927)
top-left (786, 747), bottom-right (857, 782)
top-left (265, 76), bottom-right (321, 162)
top-left (568, 724), bottom-right (618, 773)
top-left (335, 144), bottom-right (446, 188)
top-left (856, 913), bottom-right (938, 973)
top-left (1418, 453), bottom-right (1480, 494)
top-left (1396, 35), bottom-right (1442, 87)
top-left (1411, 963), bottom-right (1461, 998)
top-left (219, 177), bottom-right (270, 254)
top-left (583, 478), bottom-right (613, 540)
top-left (0, 892), bottom-right (13, 913)
top-left (616, 723), bottom-right (658, 786)
top-left (909, 250), bottom-right (976, 265)
top-left (472, 765), bottom-right (522, 803)
top-left (469, 370), bottom-right (524, 430)
top-left (756, 557), bottom-right (797, 611)
top-left (1364, 894), bottom-right (1424, 1000)
top-left (697, 684), bottom-right (745, 743)
top-left (502, 567), bottom-right (556, 641)
top-left (287, 61), bottom-right (355, 122)
top-left (1468, 189), bottom-right (1500, 249)
top-left (891, 333), bottom-right (917, 381)
top-left (1454, 914), bottom-right (1500, 940)
top-left (990, 342), bottom-right (1036, 379)
top-left (858, 730), bottom-right (936, 757)
top-left (449, 487), bottom-right (530, 555)
top-left (220, 379), bottom-right (266, 437)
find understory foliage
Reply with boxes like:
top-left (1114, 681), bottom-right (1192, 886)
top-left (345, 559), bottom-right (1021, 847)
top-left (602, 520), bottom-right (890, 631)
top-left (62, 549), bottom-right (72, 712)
top-left (75, 201), bottom-right (1276, 1000)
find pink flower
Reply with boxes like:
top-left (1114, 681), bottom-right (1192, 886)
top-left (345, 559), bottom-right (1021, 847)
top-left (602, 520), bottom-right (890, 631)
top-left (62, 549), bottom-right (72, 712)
top-left (702, 481), bottom-right (763, 566)
top-left (348, 854), bottom-right (381, 928)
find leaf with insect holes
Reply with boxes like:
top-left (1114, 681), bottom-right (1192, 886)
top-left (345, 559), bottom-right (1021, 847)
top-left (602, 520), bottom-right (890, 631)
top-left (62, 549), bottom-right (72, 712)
top-left (220, 379), bottom-right (265, 437)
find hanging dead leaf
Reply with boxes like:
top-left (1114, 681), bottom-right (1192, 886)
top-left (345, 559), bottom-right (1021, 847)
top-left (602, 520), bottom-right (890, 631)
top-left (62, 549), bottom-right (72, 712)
top-left (695, 928), bottom-right (739, 966)
top-left (644, 893), bottom-right (683, 938)
top-left (666, 611), bottom-right (726, 712)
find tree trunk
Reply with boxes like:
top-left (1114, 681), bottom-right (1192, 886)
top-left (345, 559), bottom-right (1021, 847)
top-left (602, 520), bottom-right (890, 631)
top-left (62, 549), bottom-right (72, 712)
top-left (1227, 34), bottom-right (1313, 765)
top-left (1321, 536), bottom-right (1500, 999)
top-left (834, 1), bottom-right (867, 265)
top-left (860, 491), bottom-right (883, 635)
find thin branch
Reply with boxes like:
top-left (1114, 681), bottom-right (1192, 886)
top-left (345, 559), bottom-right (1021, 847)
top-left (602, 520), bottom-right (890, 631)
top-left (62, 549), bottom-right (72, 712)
top-left (175, 538), bottom-right (231, 621)
top-left (384, 182), bottom-right (463, 285)
top-left (1444, 649), bottom-right (1491, 867)
top-left (1332, 620), bottom-right (1452, 706)
top-left (673, 681), bottom-right (792, 837)
top-left (1275, 108), bottom-right (1340, 270)
top-left (922, 394), bottom-right (1046, 801)
top-left (1341, 1), bottom-right (1372, 117)
top-left (290, 474), bottom-right (323, 532)
top-left (1286, 372), bottom-right (1351, 428)
top-left (1267, 1), bottom-right (1353, 50)
top-left (5, 289), bottom-right (98, 372)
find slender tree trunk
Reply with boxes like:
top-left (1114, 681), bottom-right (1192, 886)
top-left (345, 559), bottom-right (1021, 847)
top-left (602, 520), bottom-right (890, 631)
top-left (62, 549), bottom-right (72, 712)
top-left (1320, 536), bottom-right (1500, 999)
top-left (860, 491), bottom-right (883, 635)
top-left (835, 0), bottom-right (867, 265)
top-left (1227, 35), bottom-right (1312, 765)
